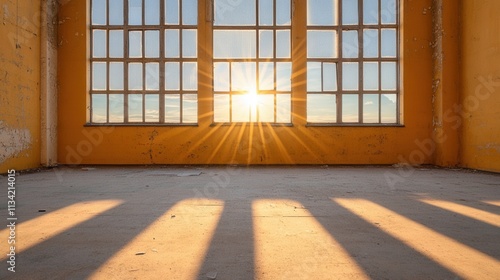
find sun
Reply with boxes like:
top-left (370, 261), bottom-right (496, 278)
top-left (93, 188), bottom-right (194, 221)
top-left (245, 88), bottom-right (259, 107)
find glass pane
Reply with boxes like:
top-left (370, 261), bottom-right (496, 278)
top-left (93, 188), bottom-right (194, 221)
top-left (381, 0), bottom-right (397, 24)
top-left (145, 31), bottom-right (160, 58)
top-left (231, 62), bottom-right (256, 91)
top-left (276, 0), bottom-right (291, 25)
top-left (109, 94), bottom-right (124, 123)
top-left (129, 0), bottom-right (142, 25)
top-left (145, 0), bottom-right (160, 24)
top-left (323, 63), bottom-right (337, 91)
top-left (276, 94), bottom-right (291, 123)
top-left (93, 30), bottom-right (106, 58)
top-left (259, 0), bottom-right (273, 26)
top-left (165, 62), bottom-right (180, 90)
top-left (363, 29), bottom-right (378, 58)
top-left (363, 0), bottom-right (378, 25)
top-left (214, 30), bottom-right (256, 59)
top-left (259, 62), bottom-right (274, 91)
top-left (214, 62), bottom-right (230, 91)
top-left (381, 62), bottom-right (397, 90)
top-left (92, 0), bottom-right (106, 25)
top-left (363, 62), bottom-right (378, 90)
top-left (232, 94), bottom-right (251, 122)
top-left (109, 31), bottom-right (124, 58)
top-left (92, 62), bottom-right (106, 90)
top-left (128, 63), bottom-right (143, 90)
top-left (381, 29), bottom-right (397, 57)
top-left (165, 94), bottom-right (181, 123)
top-left (109, 0), bottom-right (124, 25)
top-left (182, 0), bottom-right (198, 25)
top-left (342, 30), bottom-right (358, 58)
top-left (145, 94), bottom-right (160, 122)
top-left (165, 0), bottom-right (179, 24)
top-left (92, 94), bottom-right (107, 123)
top-left (128, 94), bottom-right (143, 122)
top-left (129, 31), bottom-right (142, 58)
top-left (145, 63), bottom-right (159, 90)
top-left (277, 62), bottom-right (291, 91)
top-left (342, 62), bottom-right (359, 90)
top-left (259, 30), bottom-right (274, 58)
top-left (182, 29), bottom-right (197, 58)
top-left (182, 94), bottom-right (198, 123)
top-left (307, 94), bottom-right (336, 123)
top-left (307, 0), bottom-right (336, 26)
top-left (307, 30), bottom-right (337, 58)
top-left (109, 62), bottom-right (124, 90)
top-left (258, 94), bottom-right (274, 122)
top-left (381, 94), bottom-right (397, 123)
top-left (183, 62), bottom-right (197, 90)
top-left (276, 30), bottom-right (291, 58)
top-left (342, 94), bottom-right (359, 122)
top-left (363, 94), bottom-right (379, 123)
top-left (342, 0), bottom-right (358, 25)
top-left (214, 0), bottom-right (256, 26)
top-left (214, 94), bottom-right (230, 122)
top-left (165, 29), bottom-right (180, 58)
top-left (307, 62), bottom-right (322, 92)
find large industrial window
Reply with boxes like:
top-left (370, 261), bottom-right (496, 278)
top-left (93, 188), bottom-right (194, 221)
top-left (307, 0), bottom-right (400, 124)
top-left (212, 0), bottom-right (292, 123)
top-left (90, 0), bottom-right (198, 124)
top-left (89, 0), bottom-right (400, 125)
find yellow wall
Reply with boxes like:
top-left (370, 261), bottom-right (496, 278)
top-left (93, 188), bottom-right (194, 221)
top-left (0, 0), bottom-right (41, 173)
top-left (1, 1), bottom-right (496, 171)
top-left (461, 0), bottom-right (500, 172)
top-left (57, 0), bottom-right (448, 166)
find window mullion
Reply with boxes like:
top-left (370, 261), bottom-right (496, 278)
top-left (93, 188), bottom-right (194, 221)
top-left (159, 0), bottom-right (166, 123)
top-left (142, 0), bottom-right (146, 123)
top-left (396, 0), bottom-right (401, 124)
top-left (124, 0), bottom-right (130, 122)
top-left (179, 0), bottom-right (184, 123)
top-left (338, 0), bottom-right (343, 123)
top-left (358, 0), bottom-right (363, 124)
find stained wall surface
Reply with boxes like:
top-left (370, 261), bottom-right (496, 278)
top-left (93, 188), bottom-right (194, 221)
top-left (461, 0), bottom-right (500, 173)
top-left (0, 0), bottom-right (41, 173)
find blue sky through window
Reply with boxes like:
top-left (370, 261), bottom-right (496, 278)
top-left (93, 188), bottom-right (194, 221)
top-left (90, 0), bottom-right (397, 124)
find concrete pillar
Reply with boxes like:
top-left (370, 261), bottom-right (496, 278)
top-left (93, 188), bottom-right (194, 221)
top-left (40, 0), bottom-right (58, 167)
top-left (431, 0), bottom-right (460, 167)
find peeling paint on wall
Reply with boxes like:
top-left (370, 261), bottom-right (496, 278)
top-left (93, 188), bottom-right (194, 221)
top-left (0, 0), bottom-right (42, 172)
top-left (478, 144), bottom-right (500, 153)
top-left (2, 4), bottom-right (9, 25)
top-left (0, 121), bottom-right (32, 164)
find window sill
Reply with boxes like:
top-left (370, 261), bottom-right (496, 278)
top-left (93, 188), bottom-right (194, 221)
top-left (210, 123), bottom-right (294, 127)
top-left (84, 123), bottom-right (199, 127)
top-left (306, 123), bottom-right (405, 128)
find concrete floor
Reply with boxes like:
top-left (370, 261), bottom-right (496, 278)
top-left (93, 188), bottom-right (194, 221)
top-left (0, 166), bottom-right (499, 279)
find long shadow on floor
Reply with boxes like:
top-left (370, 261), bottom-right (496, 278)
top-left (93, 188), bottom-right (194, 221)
top-left (196, 199), bottom-right (256, 280)
top-left (301, 197), bottom-right (459, 279)
top-left (3, 187), bottom-right (189, 279)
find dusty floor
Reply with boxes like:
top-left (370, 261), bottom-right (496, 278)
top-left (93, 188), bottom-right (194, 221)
top-left (0, 166), bottom-right (499, 279)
